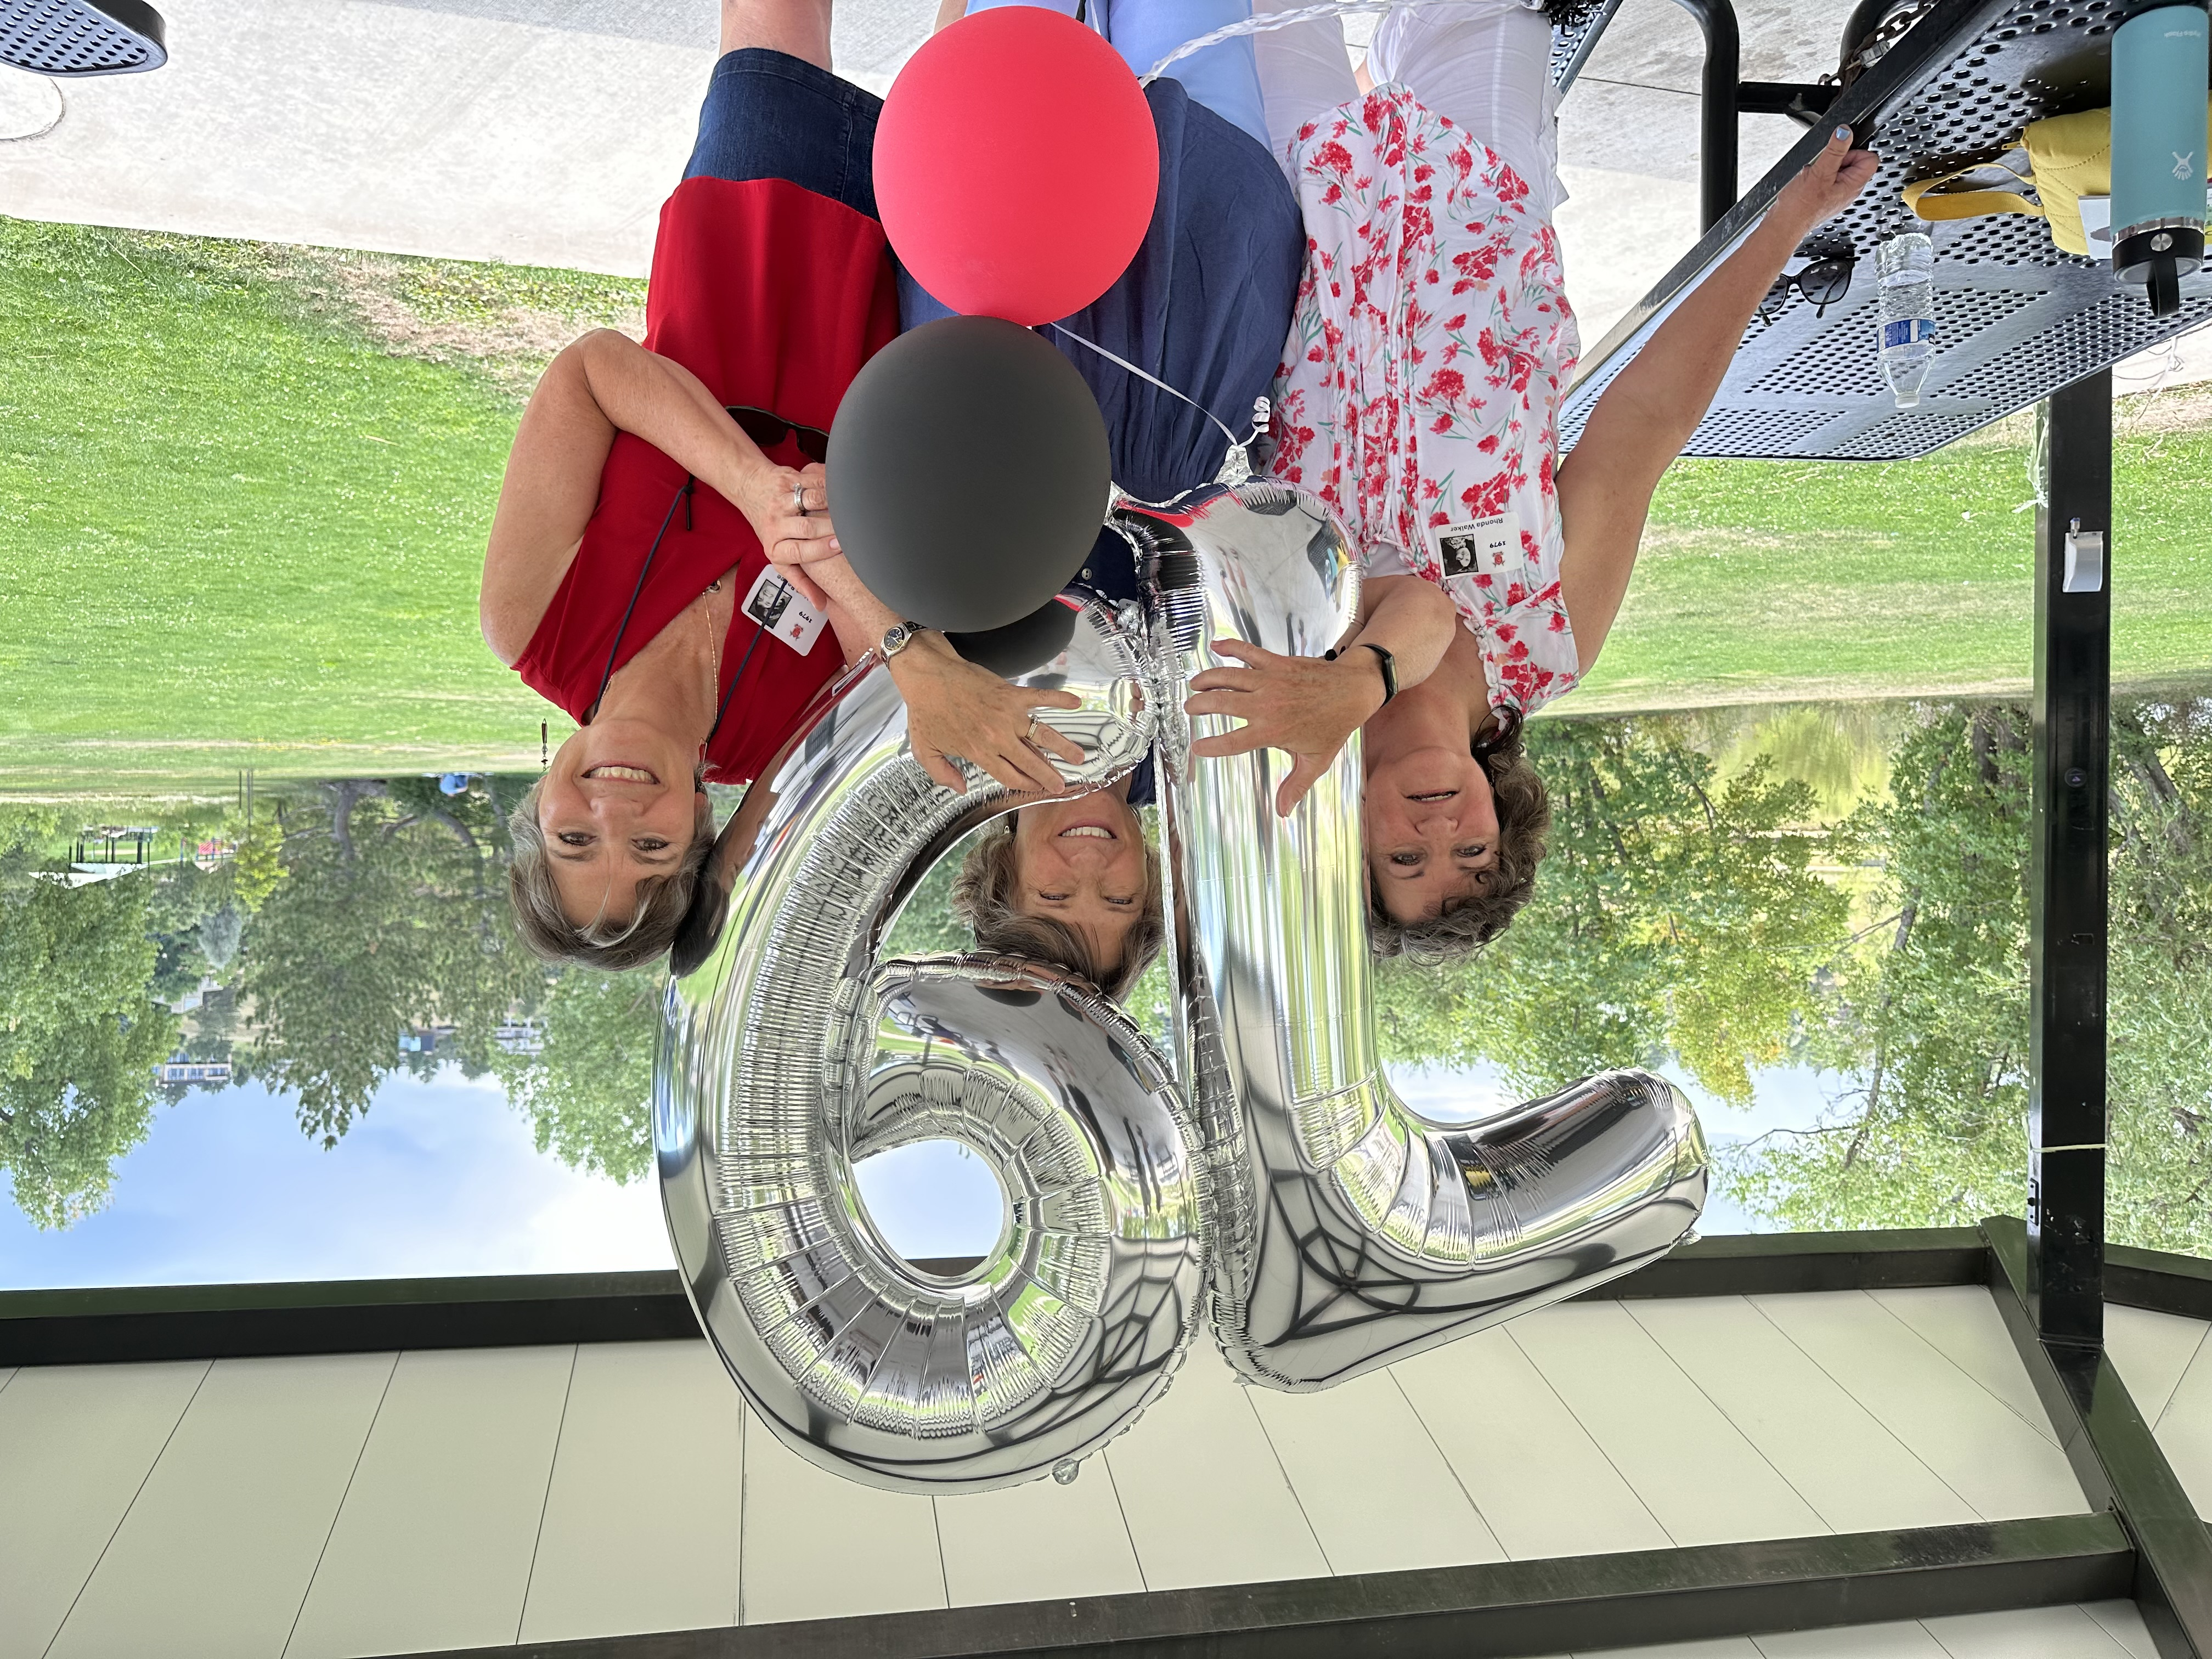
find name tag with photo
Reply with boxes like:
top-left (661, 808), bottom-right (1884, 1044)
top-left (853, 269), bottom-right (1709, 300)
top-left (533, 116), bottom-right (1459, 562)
top-left (742, 565), bottom-right (827, 656)
top-left (1431, 511), bottom-right (1516, 579)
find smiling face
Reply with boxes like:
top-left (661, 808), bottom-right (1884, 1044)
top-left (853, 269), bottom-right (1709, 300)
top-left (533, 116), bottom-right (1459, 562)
top-left (1009, 791), bottom-right (1149, 977)
top-left (1362, 739), bottom-right (1500, 924)
top-left (535, 717), bottom-right (708, 927)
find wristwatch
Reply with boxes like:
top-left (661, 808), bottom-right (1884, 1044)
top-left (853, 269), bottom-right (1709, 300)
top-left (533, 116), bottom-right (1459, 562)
top-left (1326, 641), bottom-right (1397, 703)
top-left (1362, 642), bottom-right (1398, 703)
top-left (879, 621), bottom-right (922, 661)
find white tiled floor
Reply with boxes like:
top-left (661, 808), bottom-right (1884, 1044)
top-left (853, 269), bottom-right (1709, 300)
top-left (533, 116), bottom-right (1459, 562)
top-left (1098, 1340), bottom-right (1330, 1592)
top-left (517, 1341), bottom-right (744, 1644)
top-left (1622, 1297), bottom-right (1977, 1536)
top-left (1393, 1324), bottom-right (1674, 1559)
top-left (737, 1415), bottom-right (946, 1625)
top-left (48, 1353), bottom-right (397, 1659)
top-left (285, 1345), bottom-right (577, 1659)
top-left (0, 1359), bottom-right (210, 1658)
top-left (5, 1288), bottom-right (2205, 1657)
top-left (1747, 1292), bottom-right (2086, 1520)
top-left (2105, 1302), bottom-right (2212, 1521)
top-left (1574, 1600), bottom-right (2157, 1658)
top-left (934, 1458), bottom-right (1148, 1608)
top-left (1242, 1365), bottom-right (1506, 1576)
top-left (1509, 1301), bottom-right (1829, 1547)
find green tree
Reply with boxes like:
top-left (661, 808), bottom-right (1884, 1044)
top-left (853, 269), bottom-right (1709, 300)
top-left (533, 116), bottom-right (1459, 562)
top-left (0, 805), bottom-right (63, 901)
top-left (0, 876), bottom-right (177, 1227)
top-left (1724, 704), bottom-right (2034, 1231)
top-left (2101, 699), bottom-right (2212, 1254)
top-left (1376, 716), bottom-right (1852, 1107)
top-left (1723, 697), bottom-right (2212, 1254)
top-left (227, 822), bottom-right (285, 912)
top-left (494, 970), bottom-right (661, 1183)
top-left (240, 779), bottom-right (539, 1144)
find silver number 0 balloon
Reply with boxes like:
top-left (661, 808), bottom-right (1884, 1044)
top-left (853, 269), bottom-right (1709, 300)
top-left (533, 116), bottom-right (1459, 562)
top-left (658, 485), bottom-right (1708, 1492)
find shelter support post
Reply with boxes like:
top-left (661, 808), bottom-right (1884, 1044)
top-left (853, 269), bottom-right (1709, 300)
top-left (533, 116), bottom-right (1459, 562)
top-left (1667, 0), bottom-right (1740, 230)
top-left (2028, 369), bottom-right (2111, 1352)
top-left (1987, 1221), bottom-right (2212, 1659)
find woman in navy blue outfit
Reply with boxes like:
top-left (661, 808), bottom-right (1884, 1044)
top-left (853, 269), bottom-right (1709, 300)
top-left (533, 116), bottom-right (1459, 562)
top-left (932, 0), bottom-right (1305, 998)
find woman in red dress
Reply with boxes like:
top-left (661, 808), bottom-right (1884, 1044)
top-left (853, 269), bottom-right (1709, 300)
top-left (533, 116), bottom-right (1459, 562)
top-left (482, 0), bottom-right (1082, 969)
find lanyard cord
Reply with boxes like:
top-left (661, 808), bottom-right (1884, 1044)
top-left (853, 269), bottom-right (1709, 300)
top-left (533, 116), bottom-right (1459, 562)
top-left (708, 617), bottom-right (769, 749)
top-left (589, 473), bottom-right (760, 758)
top-left (591, 477), bottom-right (691, 721)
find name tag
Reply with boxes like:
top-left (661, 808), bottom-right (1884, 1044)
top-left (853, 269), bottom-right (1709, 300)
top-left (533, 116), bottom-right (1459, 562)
top-left (742, 565), bottom-right (828, 656)
top-left (1431, 512), bottom-right (1517, 579)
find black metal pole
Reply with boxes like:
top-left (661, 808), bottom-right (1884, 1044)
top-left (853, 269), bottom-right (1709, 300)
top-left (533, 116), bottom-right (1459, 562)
top-left (1669, 0), bottom-right (1741, 230)
top-left (2028, 368), bottom-right (2112, 1352)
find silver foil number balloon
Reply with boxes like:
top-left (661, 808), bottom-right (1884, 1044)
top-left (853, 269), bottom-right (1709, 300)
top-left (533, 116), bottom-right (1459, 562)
top-left (658, 487), bottom-right (1708, 1491)
top-left (1121, 483), bottom-right (1709, 1391)
top-left (658, 596), bottom-right (1210, 1493)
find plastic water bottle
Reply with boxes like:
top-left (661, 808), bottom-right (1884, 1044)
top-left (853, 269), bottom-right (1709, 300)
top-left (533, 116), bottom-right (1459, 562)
top-left (1877, 231), bottom-right (1937, 408)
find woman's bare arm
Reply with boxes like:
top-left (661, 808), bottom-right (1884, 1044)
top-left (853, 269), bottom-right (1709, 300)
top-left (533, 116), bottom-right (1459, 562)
top-left (1345, 573), bottom-right (1460, 692)
top-left (479, 330), bottom-right (833, 664)
top-left (1554, 128), bottom-right (1879, 674)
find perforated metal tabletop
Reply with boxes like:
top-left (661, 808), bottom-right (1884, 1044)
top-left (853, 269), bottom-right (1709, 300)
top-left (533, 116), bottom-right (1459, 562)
top-left (1558, 0), bottom-right (2212, 461)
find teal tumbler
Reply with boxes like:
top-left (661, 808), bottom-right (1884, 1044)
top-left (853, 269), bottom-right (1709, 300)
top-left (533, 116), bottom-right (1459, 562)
top-left (2111, 2), bottom-right (2209, 316)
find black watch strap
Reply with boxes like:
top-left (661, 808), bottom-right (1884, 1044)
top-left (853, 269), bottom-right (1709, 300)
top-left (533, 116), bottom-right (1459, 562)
top-left (1324, 642), bottom-right (1398, 703)
top-left (1361, 641), bottom-right (1397, 703)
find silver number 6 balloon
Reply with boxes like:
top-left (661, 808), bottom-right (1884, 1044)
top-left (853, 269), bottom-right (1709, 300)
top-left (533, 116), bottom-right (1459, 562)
top-left (658, 484), bottom-right (1707, 1493)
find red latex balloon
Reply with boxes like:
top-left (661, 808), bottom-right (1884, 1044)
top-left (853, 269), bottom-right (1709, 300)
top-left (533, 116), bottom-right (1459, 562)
top-left (876, 8), bottom-right (1159, 326)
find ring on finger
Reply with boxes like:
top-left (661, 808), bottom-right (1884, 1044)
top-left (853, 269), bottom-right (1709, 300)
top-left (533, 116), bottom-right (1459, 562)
top-left (792, 483), bottom-right (806, 515)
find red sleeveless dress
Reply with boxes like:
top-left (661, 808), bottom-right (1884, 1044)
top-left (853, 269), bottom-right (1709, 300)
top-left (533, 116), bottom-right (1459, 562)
top-left (514, 174), bottom-right (900, 784)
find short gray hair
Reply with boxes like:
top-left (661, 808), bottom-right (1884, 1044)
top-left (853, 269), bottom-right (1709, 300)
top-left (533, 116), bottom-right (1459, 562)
top-left (951, 819), bottom-right (1165, 1001)
top-left (507, 778), bottom-right (716, 971)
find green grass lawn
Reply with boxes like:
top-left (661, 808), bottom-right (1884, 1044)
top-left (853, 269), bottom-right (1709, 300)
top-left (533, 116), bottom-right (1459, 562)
top-left (1576, 414), bottom-right (2212, 712)
top-left (0, 219), bottom-right (637, 796)
top-left (3, 215), bottom-right (2209, 796)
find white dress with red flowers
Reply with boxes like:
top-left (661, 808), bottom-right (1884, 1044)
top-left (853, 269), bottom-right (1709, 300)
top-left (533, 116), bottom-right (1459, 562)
top-left (1266, 83), bottom-right (1582, 716)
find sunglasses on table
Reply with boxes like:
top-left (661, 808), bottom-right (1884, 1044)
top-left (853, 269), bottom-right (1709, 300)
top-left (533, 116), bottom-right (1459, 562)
top-left (1758, 252), bottom-right (1855, 323)
top-left (726, 405), bottom-right (831, 465)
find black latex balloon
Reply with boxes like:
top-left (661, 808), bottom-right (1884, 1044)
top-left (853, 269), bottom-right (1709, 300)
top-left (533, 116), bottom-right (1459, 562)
top-left (829, 316), bottom-right (1109, 634)
top-left (947, 592), bottom-right (1082, 679)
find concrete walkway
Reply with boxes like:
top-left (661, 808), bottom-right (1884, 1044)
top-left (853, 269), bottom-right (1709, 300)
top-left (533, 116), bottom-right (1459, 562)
top-left (2, 0), bottom-right (2203, 381)
top-left (0, 0), bottom-right (1782, 329)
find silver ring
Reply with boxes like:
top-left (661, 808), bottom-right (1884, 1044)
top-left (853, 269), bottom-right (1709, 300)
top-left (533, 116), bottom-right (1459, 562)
top-left (792, 483), bottom-right (806, 516)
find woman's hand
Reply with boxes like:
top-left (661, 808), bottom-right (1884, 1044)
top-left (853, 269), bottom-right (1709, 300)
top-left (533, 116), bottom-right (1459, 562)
top-left (731, 460), bottom-right (839, 609)
top-left (890, 632), bottom-right (1086, 793)
top-left (1769, 126), bottom-right (1881, 241)
top-left (1187, 640), bottom-right (1390, 817)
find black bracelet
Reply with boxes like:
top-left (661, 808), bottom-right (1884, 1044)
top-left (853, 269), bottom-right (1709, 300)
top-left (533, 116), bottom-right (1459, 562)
top-left (1325, 642), bottom-right (1397, 703)
top-left (1363, 642), bottom-right (1398, 703)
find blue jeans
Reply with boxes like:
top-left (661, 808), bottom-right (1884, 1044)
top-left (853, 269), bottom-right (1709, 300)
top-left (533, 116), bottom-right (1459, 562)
top-left (682, 48), bottom-right (883, 218)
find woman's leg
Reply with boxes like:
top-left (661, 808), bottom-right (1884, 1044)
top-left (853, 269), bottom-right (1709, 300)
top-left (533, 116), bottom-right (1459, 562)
top-left (1367, 1), bottom-right (1563, 213)
top-left (719, 0), bottom-right (832, 67)
top-left (687, 0), bottom-right (879, 215)
top-left (1248, 0), bottom-right (1359, 161)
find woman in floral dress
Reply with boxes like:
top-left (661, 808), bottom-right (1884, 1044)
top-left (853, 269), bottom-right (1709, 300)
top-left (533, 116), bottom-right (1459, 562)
top-left (1187, 1), bottom-right (1878, 960)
